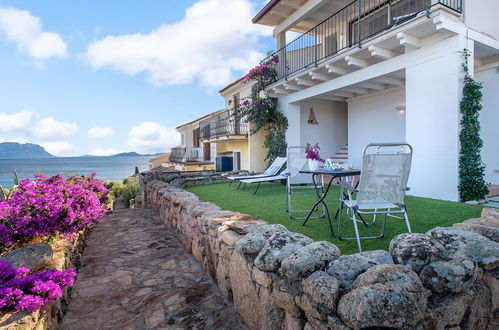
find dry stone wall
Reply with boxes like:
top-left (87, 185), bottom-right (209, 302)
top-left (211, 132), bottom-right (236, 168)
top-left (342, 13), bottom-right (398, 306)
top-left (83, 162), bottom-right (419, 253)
top-left (142, 177), bottom-right (499, 330)
top-left (0, 232), bottom-right (87, 330)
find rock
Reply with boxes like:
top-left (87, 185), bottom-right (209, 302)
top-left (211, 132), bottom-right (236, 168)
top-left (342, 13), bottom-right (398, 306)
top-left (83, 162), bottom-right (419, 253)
top-left (419, 259), bottom-right (480, 293)
top-left (338, 264), bottom-right (428, 329)
top-left (144, 304), bottom-right (165, 328)
top-left (427, 227), bottom-right (499, 270)
top-left (252, 267), bottom-right (272, 287)
top-left (389, 233), bottom-right (445, 273)
top-left (280, 241), bottom-right (340, 280)
top-left (326, 314), bottom-right (350, 330)
top-left (423, 291), bottom-right (473, 329)
top-left (482, 208), bottom-right (499, 221)
top-left (254, 232), bottom-right (313, 271)
top-left (327, 250), bottom-right (393, 292)
top-left (224, 219), bottom-right (267, 234)
top-left (453, 222), bottom-right (499, 242)
top-left (465, 200), bottom-right (479, 205)
top-left (229, 251), bottom-right (283, 329)
top-left (459, 282), bottom-right (492, 329)
top-left (1, 243), bottom-right (53, 272)
top-left (235, 224), bottom-right (288, 254)
top-left (463, 217), bottom-right (499, 228)
top-left (302, 271), bottom-right (340, 311)
top-left (221, 230), bottom-right (242, 247)
top-left (284, 312), bottom-right (306, 330)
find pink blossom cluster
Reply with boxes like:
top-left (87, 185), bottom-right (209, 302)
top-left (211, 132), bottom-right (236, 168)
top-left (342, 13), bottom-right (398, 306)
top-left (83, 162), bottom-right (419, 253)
top-left (243, 55), bottom-right (279, 82)
top-left (0, 259), bottom-right (76, 312)
top-left (305, 143), bottom-right (323, 161)
top-left (0, 173), bottom-right (109, 250)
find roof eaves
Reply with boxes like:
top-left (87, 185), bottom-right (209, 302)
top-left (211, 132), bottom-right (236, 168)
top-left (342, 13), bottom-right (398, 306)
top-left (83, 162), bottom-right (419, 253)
top-left (252, 0), bottom-right (282, 24)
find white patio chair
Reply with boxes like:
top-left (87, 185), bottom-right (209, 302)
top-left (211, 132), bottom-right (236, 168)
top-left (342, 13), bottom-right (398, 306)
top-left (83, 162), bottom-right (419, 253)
top-left (338, 143), bottom-right (413, 252)
top-left (227, 156), bottom-right (286, 189)
top-left (286, 146), bottom-right (324, 220)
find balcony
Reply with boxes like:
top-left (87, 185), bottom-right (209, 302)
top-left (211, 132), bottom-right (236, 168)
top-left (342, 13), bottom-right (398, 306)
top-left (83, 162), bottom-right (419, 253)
top-left (199, 110), bottom-right (249, 142)
top-left (169, 147), bottom-right (214, 164)
top-left (265, 0), bottom-right (462, 82)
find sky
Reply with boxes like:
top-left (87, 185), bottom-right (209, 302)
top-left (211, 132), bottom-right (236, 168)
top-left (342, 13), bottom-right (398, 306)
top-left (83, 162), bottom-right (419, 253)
top-left (0, 0), bottom-right (274, 156)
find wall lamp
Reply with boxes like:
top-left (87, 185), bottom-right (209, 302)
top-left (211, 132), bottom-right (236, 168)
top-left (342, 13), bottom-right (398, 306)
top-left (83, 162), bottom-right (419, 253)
top-left (396, 105), bottom-right (406, 113)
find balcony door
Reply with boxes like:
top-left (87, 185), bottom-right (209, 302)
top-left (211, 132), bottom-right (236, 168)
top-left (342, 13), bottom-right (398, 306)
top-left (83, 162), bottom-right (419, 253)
top-left (193, 128), bottom-right (200, 148)
top-left (203, 143), bottom-right (211, 161)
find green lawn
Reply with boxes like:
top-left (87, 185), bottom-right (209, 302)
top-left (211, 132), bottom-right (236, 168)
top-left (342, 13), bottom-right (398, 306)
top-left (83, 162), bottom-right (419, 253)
top-left (186, 182), bottom-right (485, 255)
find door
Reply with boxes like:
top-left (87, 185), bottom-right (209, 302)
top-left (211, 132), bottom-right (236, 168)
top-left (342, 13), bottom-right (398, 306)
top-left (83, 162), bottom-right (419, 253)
top-left (233, 151), bottom-right (241, 171)
top-left (193, 128), bottom-right (200, 148)
top-left (203, 143), bottom-right (211, 161)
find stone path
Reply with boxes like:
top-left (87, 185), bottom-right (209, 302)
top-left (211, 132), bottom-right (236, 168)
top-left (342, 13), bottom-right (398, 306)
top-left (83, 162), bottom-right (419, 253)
top-left (62, 208), bottom-right (246, 329)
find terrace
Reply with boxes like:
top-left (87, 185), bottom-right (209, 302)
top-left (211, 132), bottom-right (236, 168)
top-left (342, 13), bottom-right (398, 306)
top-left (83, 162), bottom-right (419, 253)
top-left (199, 109), bottom-right (249, 142)
top-left (186, 181), bottom-right (485, 254)
top-left (263, 0), bottom-right (463, 84)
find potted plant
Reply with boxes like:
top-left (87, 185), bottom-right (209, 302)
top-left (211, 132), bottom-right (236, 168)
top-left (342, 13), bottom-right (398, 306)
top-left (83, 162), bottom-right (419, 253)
top-left (305, 143), bottom-right (322, 171)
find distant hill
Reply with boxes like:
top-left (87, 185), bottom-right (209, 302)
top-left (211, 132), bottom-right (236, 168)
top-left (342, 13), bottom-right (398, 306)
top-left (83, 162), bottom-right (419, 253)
top-left (80, 152), bottom-right (164, 158)
top-left (0, 142), bottom-right (55, 159)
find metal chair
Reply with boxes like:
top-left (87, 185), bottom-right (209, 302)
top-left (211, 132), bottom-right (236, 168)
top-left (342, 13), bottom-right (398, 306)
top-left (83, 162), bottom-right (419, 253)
top-left (338, 143), bottom-right (413, 252)
top-left (286, 146), bottom-right (324, 220)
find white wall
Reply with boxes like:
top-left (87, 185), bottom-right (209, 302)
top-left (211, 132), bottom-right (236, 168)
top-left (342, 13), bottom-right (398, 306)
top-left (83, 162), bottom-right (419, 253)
top-left (464, 0), bottom-right (499, 41)
top-left (406, 45), bottom-right (463, 201)
top-left (282, 101), bottom-right (301, 147)
top-left (476, 65), bottom-right (499, 184)
top-left (299, 101), bottom-right (348, 159)
top-left (347, 89), bottom-right (406, 167)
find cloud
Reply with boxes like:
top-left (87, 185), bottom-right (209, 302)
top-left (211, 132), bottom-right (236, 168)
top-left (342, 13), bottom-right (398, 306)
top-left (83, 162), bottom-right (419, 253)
top-left (0, 136), bottom-right (26, 143)
top-left (87, 126), bottom-right (115, 139)
top-left (0, 110), bottom-right (33, 133)
top-left (126, 122), bottom-right (180, 154)
top-left (30, 117), bottom-right (79, 141)
top-left (89, 148), bottom-right (122, 156)
top-left (40, 141), bottom-right (76, 156)
top-left (0, 7), bottom-right (67, 59)
top-left (85, 0), bottom-right (271, 87)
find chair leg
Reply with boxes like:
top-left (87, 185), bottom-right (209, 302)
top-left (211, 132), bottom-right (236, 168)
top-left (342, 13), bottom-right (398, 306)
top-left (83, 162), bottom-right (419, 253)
top-left (242, 182), bottom-right (246, 191)
top-left (253, 182), bottom-right (261, 195)
top-left (403, 207), bottom-right (412, 233)
top-left (229, 180), bottom-right (233, 187)
top-left (351, 211), bottom-right (363, 252)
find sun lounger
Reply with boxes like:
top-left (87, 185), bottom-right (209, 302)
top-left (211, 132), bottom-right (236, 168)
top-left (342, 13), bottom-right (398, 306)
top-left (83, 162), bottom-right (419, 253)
top-left (227, 156), bottom-right (286, 188)
top-left (239, 173), bottom-right (288, 194)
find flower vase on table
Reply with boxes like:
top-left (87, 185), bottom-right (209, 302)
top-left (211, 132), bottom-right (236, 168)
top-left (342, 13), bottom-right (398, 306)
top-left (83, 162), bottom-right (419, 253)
top-left (308, 159), bottom-right (320, 171)
top-left (305, 143), bottom-right (323, 171)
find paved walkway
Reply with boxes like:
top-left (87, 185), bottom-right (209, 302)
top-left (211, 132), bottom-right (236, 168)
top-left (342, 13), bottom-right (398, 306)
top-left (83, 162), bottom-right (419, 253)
top-left (62, 208), bottom-right (246, 329)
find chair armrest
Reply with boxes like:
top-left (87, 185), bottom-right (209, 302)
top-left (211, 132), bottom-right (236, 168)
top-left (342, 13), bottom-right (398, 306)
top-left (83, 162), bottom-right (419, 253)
top-left (339, 181), bottom-right (358, 193)
top-left (406, 187), bottom-right (411, 191)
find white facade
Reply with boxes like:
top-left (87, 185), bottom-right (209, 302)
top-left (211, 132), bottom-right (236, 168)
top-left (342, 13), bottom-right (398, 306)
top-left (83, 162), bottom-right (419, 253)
top-left (255, 0), bottom-right (499, 201)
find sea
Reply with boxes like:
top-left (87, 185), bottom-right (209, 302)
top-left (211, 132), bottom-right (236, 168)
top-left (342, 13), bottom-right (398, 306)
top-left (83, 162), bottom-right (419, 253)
top-left (0, 156), bottom-right (151, 188)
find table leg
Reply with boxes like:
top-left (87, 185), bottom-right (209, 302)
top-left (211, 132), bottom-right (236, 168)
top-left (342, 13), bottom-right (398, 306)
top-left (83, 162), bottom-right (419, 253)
top-left (303, 174), bottom-right (334, 235)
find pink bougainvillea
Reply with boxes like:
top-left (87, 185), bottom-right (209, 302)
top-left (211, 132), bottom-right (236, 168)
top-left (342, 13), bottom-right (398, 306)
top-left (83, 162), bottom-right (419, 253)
top-left (0, 173), bottom-right (109, 250)
top-left (0, 259), bottom-right (76, 312)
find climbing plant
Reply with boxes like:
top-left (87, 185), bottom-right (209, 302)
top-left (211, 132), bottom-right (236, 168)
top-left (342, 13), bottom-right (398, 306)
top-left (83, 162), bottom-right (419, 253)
top-left (458, 49), bottom-right (489, 201)
top-left (237, 54), bottom-right (288, 164)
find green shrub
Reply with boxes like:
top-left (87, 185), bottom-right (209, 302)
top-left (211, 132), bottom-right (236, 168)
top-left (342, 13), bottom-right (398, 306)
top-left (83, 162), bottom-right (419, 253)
top-left (104, 180), bottom-right (125, 199)
top-left (122, 177), bottom-right (139, 207)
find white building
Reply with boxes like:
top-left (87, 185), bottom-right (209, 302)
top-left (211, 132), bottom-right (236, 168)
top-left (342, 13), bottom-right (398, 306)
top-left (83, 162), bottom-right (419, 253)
top-left (252, 0), bottom-right (499, 201)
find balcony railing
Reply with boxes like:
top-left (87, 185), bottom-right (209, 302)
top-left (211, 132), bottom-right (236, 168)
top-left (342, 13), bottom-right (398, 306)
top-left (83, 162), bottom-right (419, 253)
top-left (169, 147), bottom-right (214, 163)
top-left (264, 0), bottom-right (462, 81)
top-left (199, 110), bottom-right (249, 140)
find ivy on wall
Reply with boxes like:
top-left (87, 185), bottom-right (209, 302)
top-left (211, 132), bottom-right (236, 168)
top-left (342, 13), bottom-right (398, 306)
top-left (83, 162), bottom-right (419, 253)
top-left (237, 55), bottom-right (288, 164)
top-left (458, 49), bottom-right (489, 201)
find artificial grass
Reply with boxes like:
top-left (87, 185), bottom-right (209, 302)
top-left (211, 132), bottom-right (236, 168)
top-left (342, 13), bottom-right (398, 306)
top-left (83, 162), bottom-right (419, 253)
top-left (186, 181), bottom-right (486, 255)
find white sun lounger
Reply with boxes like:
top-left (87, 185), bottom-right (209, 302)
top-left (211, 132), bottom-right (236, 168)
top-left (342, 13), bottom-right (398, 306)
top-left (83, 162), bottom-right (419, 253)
top-left (227, 157), bottom-right (286, 188)
top-left (239, 173), bottom-right (288, 194)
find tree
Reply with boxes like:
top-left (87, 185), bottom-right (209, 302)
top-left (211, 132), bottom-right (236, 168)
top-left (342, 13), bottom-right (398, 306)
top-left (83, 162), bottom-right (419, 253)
top-left (458, 49), bottom-right (489, 201)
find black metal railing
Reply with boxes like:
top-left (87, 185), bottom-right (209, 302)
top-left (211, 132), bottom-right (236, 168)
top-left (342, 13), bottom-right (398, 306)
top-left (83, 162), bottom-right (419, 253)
top-left (169, 147), bottom-right (214, 163)
top-left (198, 110), bottom-right (249, 140)
top-left (264, 0), bottom-right (462, 81)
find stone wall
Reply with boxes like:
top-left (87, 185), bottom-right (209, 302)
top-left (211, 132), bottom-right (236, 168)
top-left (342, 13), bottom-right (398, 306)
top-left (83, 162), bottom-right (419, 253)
top-left (142, 178), bottom-right (499, 330)
top-left (141, 168), bottom-right (249, 188)
top-left (0, 231), bottom-right (87, 330)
